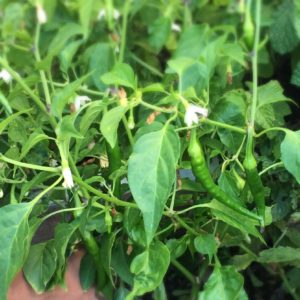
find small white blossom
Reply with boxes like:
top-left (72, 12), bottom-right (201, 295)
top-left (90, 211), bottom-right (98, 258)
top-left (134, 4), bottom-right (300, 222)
top-left (36, 4), bottom-right (47, 24)
top-left (97, 8), bottom-right (120, 20)
top-left (62, 166), bottom-right (74, 189)
top-left (113, 9), bottom-right (120, 20)
top-left (171, 23), bottom-right (181, 32)
top-left (184, 104), bottom-right (208, 127)
top-left (0, 69), bottom-right (12, 84)
top-left (74, 95), bottom-right (91, 111)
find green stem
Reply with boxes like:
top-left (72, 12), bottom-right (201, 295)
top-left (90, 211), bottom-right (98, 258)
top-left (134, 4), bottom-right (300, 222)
top-left (0, 154), bottom-right (59, 172)
top-left (34, 24), bottom-right (52, 107)
top-left (30, 176), bottom-right (63, 206)
top-left (171, 259), bottom-right (197, 285)
top-left (278, 267), bottom-right (300, 300)
top-left (172, 214), bottom-right (199, 236)
top-left (42, 207), bottom-right (85, 222)
top-left (249, 0), bottom-right (261, 130)
top-left (122, 115), bottom-right (134, 147)
top-left (0, 57), bottom-right (57, 128)
top-left (176, 204), bottom-right (207, 215)
top-left (51, 82), bottom-right (105, 96)
top-left (259, 162), bottom-right (284, 176)
top-left (141, 100), bottom-right (175, 113)
top-left (73, 175), bottom-right (137, 208)
top-left (175, 118), bottom-right (246, 134)
top-left (130, 53), bottom-right (163, 78)
top-left (119, 0), bottom-right (131, 63)
top-left (255, 127), bottom-right (288, 138)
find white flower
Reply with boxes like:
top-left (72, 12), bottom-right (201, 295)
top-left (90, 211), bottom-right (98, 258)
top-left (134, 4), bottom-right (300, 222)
top-left (97, 8), bottom-right (120, 20)
top-left (171, 23), bottom-right (181, 32)
top-left (36, 4), bottom-right (47, 24)
top-left (62, 166), bottom-right (74, 189)
top-left (74, 95), bottom-right (91, 111)
top-left (0, 69), bottom-right (12, 84)
top-left (113, 9), bottom-right (120, 20)
top-left (97, 9), bottom-right (106, 20)
top-left (184, 104), bottom-right (208, 127)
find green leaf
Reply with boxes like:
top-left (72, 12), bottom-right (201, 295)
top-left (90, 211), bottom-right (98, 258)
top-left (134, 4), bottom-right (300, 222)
top-left (48, 23), bottom-right (84, 58)
top-left (291, 60), bottom-right (300, 87)
top-left (148, 17), bottom-right (171, 52)
top-left (59, 40), bottom-right (83, 73)
top-left (53, 221), bottom-right (79, 284)
top-left (0, 91), bottom-right (12, 114)
top-left (79, 0), bottom-right (94, 39)
top-left (56, 115), bottom-right (83, 141)
top-left (20, 131), bottom-right (49, 160)
top-left (204, 200), bottom-right (263, 242)
top-left (126, 241), bottom-right (170, 299)
top-left (199, 266), bottom-right (246, 300)
top-left (218, 171), bottom-right (240, 201)
top-left (257, 246), bottom-right (300, 266)
top-left (89, 43), bottom-right (115, 91)
top-left (101, 63), bottom-right (137, 90)
top-left (269, 1), bottom-right (300, 54)
top-left (167, 57), bottom-right (196, 76)
top-left (100, 106), bottom-right (128, 148)
top-left (166, 236), bottom-right (189, 259)
top-left (79, 254), bottom-right (96, 291)
top-left (174, 25), bottom-right (210, 59)
top-left (0, 203), bottom-right (33, 300)
top-left (212, 91), bottom-right (246, 151)
top-left (128, 127), bottom-right (180, 244)
top-left (257, 81), bottom-right (291, 108)
top-left (0, 110), bottom-right (29, 135)
top-left (280, 130), bottom-right (300, 183)
top-left (51, 74), bottom-right (90, 118)
top-left (23, 241), bottom-right (57, 293)
top-left (194, 233), bottom-right (217, 263)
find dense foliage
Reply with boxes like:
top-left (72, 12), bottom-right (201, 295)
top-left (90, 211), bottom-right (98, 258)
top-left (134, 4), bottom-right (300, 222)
top-left (0, 0), bottom-right (300, 299)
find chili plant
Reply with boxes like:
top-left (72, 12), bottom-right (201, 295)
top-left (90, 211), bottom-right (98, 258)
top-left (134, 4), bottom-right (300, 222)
top-left (0, 0), bottom-right (300, 299)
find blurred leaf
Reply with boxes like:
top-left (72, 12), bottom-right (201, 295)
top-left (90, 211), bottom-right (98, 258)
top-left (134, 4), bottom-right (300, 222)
top-left (100, 106), bottom-right (128, 148)
top-left (258, 246), bottom-right (300, 266)
top-left (291, 60), bottom-right (300, 87)
top-left (101, 63), bottom-right (137, 90)
top-left (0, 203), bottom-right (33, 300)
top-left (23, 241), bottom-right (57, 293)
top-left (79, 0), bottom-right (94, 39)
top-left (79, 254), bottom-right (96, 291)
top-left (126, 241), bottom-right (170, 299)
top-left (280, 130), bottom-right (300, 184)
top-left (194, 233), bottom-right (217, 263)
top-left (270, 1), bottom-right (300, 54)
top-left (148, 17), bottom-right (171, 52)
top-left (199, 266), bottom-right (246, 300)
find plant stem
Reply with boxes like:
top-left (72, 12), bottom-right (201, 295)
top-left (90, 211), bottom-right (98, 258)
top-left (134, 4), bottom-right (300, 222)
top-left (119, 0), bottom-right (131, 63)
top-left (42, 207), bottom-right (85, 222)
top-left (249, 0), bottom-right (261, 131)
top-left (0, 154), bottom-right (59, 172)
top-left (51, 81), bottom-right (105, 96)
top-left (141, 100), bottom-right (175, 113)
top-left (171, 259), bottom-right (197, 285)
top-left (175, 118), bottom-right (246, 134)
top-left (122, 115), bottom-right (134, 147)
top-left (259, 162), bottom-right (284, 176)
top-left (131, 53), bottom-right (163, 78)
top-left (278, 267), bottom-right (300, 300)
top-left (172, 214), bottom-right (199, 236)
top-left (73, 175), bottom-right (137, 208)
top-left (255, 127), bottom-right (288, 138)
top-left (34, 24), bottom-right (52, 107)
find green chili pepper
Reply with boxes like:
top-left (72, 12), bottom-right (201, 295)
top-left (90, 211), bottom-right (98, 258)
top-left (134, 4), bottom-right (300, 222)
top-left (188, 129), bottom-right (262, 222)
top-left (243, 1), bottom-right (255, 49)
top-left (243, 137), bottom-right (265, 225)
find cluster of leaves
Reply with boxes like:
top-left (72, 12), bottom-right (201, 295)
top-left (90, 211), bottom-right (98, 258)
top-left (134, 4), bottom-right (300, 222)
top-left (0, 0), bottom-right (300, 300)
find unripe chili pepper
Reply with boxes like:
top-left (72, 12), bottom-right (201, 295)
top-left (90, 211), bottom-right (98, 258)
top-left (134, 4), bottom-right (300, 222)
top-left (188, 129), bottom-right (262, 222)
top-left (243, 2), bottom-right (254, 49)
top-left (243, 138), bottom-right (265, 225)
